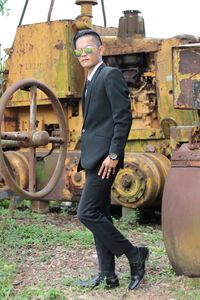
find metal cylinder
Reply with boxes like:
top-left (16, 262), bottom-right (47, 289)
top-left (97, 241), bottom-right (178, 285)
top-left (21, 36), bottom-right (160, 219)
top-left (4, 151), bottom-right (29, 189)
top-left (75, 0), bottom-right (98, 28)
top-left (118, 10), bottom-right (145, 38)
top-left (162, 147), bottom-right (200, 276)
top-left (111, 153), bottom-right (170, 208)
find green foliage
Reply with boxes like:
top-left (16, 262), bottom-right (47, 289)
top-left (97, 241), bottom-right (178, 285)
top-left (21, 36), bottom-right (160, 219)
top-left (43, 287), bottom-right (67, 300)
top-left (0, 0), bottom-right (10, 16)
top-left (0, 199), bottom-right (10, 208)
top-left (10, 284), bottom-right (67, 300)
top-left (0, 206), bottom-right (8, 215)
top-left (0, 261), bottom-right (16, 299)
top-left (0, 218), bottom-right (93, 250)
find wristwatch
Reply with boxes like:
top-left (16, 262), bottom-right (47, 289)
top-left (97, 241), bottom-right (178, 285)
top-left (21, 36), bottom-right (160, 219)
top-left (109, 153), bottom-right (118, 160)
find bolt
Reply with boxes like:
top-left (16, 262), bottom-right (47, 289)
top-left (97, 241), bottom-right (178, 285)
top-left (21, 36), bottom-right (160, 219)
top-left (74, 173), bottom-right (81, 182)
top-left (122, 179), bottom-right (132, 189)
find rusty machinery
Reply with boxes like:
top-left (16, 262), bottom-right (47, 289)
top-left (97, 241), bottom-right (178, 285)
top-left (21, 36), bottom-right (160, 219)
top-left (162, 43), bottom-right (200, 277)
top-left (0, 0), bottom-right (200, 213)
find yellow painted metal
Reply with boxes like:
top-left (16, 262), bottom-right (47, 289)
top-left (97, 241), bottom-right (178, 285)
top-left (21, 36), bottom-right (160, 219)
top-left (172, 44), bottom-right (200, 109)
top-left (7, 20), bottom-right (84, 106)
top-left (156, 38), bottom-right (199, 125)
top-left (101, 35), bottom-right (200, 157)
top-left (11, 104), bottom-right (82, 151)
top-left (111, 153), bottom-right (170, 208)
top-left (73, 0), bottom-right (97, 29)
top-left (102, 36), bottom-right (162, 56)
top-left (128, 128), bottom-right (165, 140)
top-left (5, 151), bottom-right (29, 189)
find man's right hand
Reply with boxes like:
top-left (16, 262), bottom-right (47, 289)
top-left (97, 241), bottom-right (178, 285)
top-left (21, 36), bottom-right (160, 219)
top-left (98, 156), bottom-right (119, 179)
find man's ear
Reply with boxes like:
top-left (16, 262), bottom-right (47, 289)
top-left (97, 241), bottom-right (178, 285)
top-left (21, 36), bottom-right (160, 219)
top-left (99, 45), bottom-right (105, 55)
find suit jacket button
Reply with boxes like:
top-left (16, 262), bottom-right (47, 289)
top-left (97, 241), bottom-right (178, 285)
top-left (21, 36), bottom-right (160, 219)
top-left (82, 129), bottom-right (86, 133)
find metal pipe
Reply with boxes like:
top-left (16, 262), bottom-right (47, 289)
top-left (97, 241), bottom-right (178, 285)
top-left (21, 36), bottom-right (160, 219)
top-left (47, 0), bottom-right (55, 23)
top-left (18, 0), bottom-right (29, 26)
top-left (101, 0), bottom-right (107, 27)
top-left (74, 0), bottom-right (98, 29)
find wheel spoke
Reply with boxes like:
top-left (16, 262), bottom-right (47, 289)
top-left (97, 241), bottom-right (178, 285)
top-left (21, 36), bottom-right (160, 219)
top-left (29, 147), bottom-right (36, 192)
top-left (29, 85), bottom-right (37, 130)
top-left (29, 86), bottom-right (37, 192)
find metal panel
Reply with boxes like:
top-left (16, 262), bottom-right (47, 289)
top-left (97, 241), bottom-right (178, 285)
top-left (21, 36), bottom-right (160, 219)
top-left (7, 20), bottom-right (84, 106)
top-left (172, 44), bottom-right (200, 109)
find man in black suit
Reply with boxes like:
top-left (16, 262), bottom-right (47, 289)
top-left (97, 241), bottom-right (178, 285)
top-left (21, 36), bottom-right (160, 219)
top-left (74, 29), bottom-right (149, 290)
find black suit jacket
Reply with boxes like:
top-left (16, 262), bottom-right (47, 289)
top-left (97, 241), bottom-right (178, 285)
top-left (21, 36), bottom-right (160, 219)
top-left (78, 63), bottom-right (132, 171)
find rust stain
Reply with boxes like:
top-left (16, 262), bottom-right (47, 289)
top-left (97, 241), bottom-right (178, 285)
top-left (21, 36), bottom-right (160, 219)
top-left (178, 78), bottom-right (193, 108)
top-left (180, 50), bottom-right (200, 74)
top-left (54, 40), bottom-right (64, 50)
top-left (162, 152), bottom-right (200, 276)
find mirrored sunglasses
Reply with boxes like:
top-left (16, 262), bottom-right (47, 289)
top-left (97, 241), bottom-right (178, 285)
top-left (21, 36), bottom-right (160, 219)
top-left (74, 46), bottom-right (98, 57)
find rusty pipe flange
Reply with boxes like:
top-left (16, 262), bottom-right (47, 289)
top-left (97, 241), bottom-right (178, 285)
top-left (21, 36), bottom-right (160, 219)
top-left (0, 79), bottom-right (67, 200)
top-left (65, 156), bottom-right (85, 193)
top-left (111, 153), bottom-right (170, 208)
top-left (112, 162), bottom-right (146, 206)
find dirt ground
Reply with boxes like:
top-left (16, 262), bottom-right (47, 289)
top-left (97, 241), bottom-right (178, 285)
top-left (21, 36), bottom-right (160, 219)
top-left (2, 210), bottom-right (199, 300)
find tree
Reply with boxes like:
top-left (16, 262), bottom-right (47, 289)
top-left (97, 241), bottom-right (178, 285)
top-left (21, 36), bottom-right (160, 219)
top-left (0, 0), bottom-right (10, 16)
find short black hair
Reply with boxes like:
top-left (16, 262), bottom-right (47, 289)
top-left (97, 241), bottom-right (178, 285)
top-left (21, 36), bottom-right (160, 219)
top-left (73, 29), bottom-right (102, 48)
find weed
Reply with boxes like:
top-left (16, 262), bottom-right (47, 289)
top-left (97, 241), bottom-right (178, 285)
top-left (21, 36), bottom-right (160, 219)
top-left (0, 261), bottom-right (16, 299)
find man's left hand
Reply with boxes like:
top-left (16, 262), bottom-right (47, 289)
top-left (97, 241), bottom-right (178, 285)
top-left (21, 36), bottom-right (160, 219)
top-left (98, 156), bottom-right (119, 179)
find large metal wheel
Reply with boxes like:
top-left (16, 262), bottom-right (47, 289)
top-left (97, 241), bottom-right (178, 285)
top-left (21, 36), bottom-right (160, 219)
top-left (0, 79), bottom-right (67, 200)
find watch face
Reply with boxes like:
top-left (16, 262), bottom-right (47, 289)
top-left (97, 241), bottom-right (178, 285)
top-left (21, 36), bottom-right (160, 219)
top-left (109, 153), bottom-right (118, 160)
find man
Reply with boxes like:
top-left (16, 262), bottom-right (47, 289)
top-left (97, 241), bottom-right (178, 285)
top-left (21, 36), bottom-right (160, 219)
top-left (74, 29), bottom-right (149, 290)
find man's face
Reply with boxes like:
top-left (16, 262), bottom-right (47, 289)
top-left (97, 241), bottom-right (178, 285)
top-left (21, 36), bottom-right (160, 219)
top-left (75, 35), bottom-right (104, 72)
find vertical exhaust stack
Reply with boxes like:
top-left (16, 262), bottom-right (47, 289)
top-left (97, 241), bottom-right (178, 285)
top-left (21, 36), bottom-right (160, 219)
top-left (75, 0), bottom-right (98, 29)
top-left (118, 10), bottom-right (145, 38)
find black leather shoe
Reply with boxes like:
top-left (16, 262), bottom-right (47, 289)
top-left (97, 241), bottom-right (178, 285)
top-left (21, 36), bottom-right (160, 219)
top-left (128, 246), bottom-right (149, 290)
top-left (76, 273), bottom-right (119, 289)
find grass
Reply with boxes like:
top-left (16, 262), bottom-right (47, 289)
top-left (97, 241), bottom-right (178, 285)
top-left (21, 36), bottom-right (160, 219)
top-left (1, 206), bottom-right (200, 299)
top-left (0, 209), bottom-right (93, 250)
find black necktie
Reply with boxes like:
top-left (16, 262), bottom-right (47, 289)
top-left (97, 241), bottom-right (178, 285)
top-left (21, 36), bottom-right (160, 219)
top-left (83, 80), bottom-right (91, 118)
top-left (85, 80), bottom-right (91, 97)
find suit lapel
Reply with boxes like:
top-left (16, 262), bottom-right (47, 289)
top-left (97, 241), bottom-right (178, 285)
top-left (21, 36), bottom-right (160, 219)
top-left (83, 63), bottom-right (105, 124)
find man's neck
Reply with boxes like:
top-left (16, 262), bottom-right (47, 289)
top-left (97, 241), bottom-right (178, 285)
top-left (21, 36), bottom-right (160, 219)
top-left (87, 61), bottom-right (103, 81)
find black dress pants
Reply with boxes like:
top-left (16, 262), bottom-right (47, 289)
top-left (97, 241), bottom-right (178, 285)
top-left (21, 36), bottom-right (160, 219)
top-left (77, 164), bottom-right (136, 275)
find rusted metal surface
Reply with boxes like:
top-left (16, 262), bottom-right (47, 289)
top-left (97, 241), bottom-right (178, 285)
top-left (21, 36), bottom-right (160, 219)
top-left (162, 161), bottom-right (200, 276)
top-left (118, 10), bottom-right (145, 38)
top-left (102, 36), bottom-right (162, 56)
top-left (65, 155), bottom-right (85, 199)
top-left (0, 79), bottom-right (67, 200)
top-left (4, 151), bottom-right (29, 189)
top-left (111, 152), bottom-right (170, 208)
top-left (6, 20), bottom-right (84, 104)
top-left (173, 44), bottom-right (200, 109)
top-left (92, 25), bottom-right (118, 37)
top-left (73, 0), bottom-right (98, 29)
top-left (31, 150), bottom-right (83, 202)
